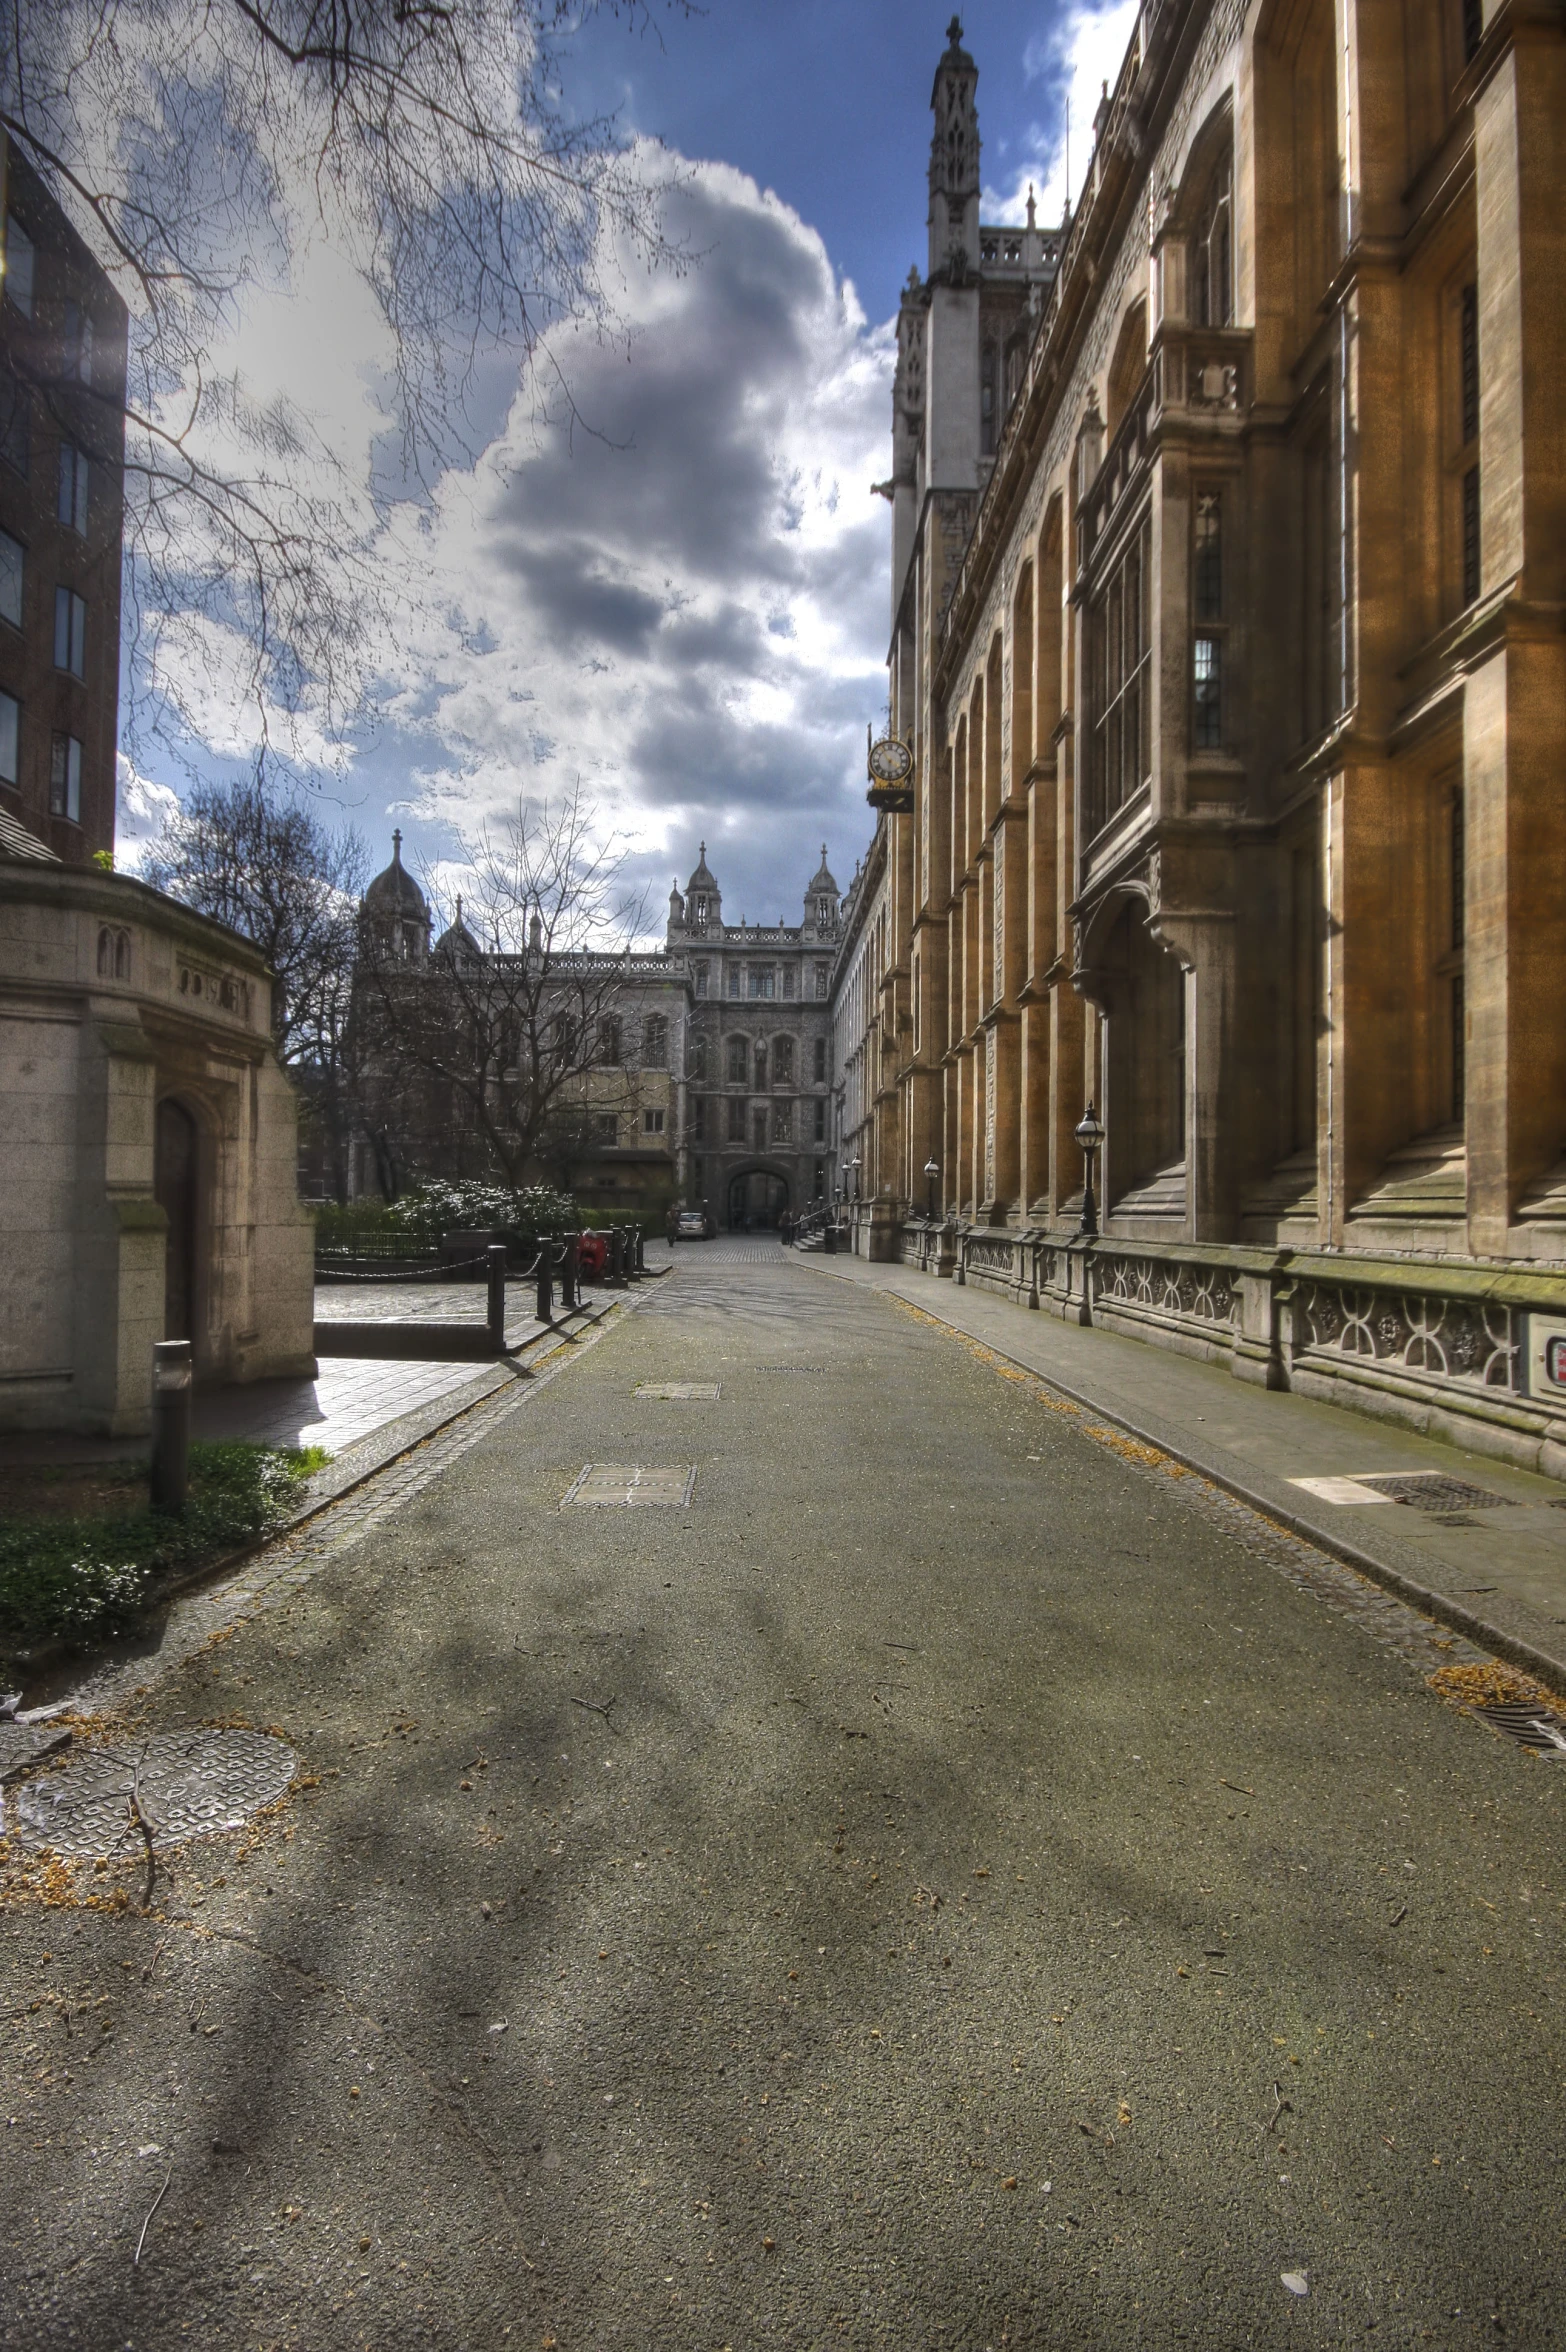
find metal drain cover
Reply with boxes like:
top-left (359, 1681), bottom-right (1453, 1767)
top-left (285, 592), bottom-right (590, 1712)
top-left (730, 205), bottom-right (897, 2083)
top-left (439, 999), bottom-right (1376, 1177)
top-left (8, 1728), bottom-right (300, 1855)
top-left (0, 1719), bottom-right (72, 1785)
top-left (1357, 1473), bottom-right (1515, 1512)
top-left (1474, 1703), bottom-right (1566, 1757)
top-left (634, 1382), bottom-right (720, 1400)
top-left (562, 1464), bottom-right (697, 1508)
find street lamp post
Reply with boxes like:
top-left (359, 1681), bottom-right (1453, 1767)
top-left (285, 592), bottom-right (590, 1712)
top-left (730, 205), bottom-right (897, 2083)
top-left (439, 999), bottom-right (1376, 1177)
top-left (1074, 1102), bottom-right (1104, 1238)
top-left (849, 1156), bottom-right (862, 1204)
top-left (924, 1157), bottom-right (940, 1221)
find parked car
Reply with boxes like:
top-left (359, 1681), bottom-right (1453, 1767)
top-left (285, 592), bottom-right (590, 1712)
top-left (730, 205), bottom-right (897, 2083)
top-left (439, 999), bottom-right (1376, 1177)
top-left (675, 1208), bottom-right (713, 1241)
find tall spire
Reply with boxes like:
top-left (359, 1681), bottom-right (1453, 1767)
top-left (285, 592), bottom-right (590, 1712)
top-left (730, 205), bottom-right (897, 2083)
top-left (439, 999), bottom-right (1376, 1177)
top-left (928, 16), bottom-right (980, 283)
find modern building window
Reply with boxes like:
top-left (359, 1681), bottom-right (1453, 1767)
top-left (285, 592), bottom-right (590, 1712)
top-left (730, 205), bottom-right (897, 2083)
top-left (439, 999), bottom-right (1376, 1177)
top-left (747, 965), bottom-right (776, 1000)
top-left (63, 301), bottom-right (94, 387)
top-left (642, 1013), bottom-right (668, 1067)
top-left (55, 586), bottom-right (87, 677)
top-left (814, 964), bottom-right (829, 999)
top-left (1193, 159), bottom-right (1232, 328)
top-left (0, 379), bottom-right (26, 476)
top-left (1086, 512), bottom-right (1151, 832)
top-left (50, 731), bottom-right (83, 822)
top-left (3, 216), bottom-right (34, 316)
top-left (814, 1098), bottom-right (827, 1143)
top-left (773, 1101), bottom-right (793, 1144)
top-left (591, 1111), bottom-right (617, 1145)
top-left (1193, 635), bottom-right (1222, 748)
top-left (726, 1096), bottom-right (746, 1142)
top-left (1194, 491), bottom-right (1222, 619)
top-left (642, 1106), bottom-right (666, 1136)
top-left (726, 1034), bottom-right (748, 1085)
top-left (773, 1035), bottom-right (795, 1086)
top-left (0, 529), bottom-right (22, 629)
top-left (58, 445), bottom-right (89, 535)
top-left (0, 690), bottom-right (18, 785)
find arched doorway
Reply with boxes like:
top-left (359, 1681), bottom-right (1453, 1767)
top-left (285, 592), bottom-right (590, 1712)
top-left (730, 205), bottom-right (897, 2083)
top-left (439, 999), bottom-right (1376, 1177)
top-left (155, 1097), bottom-right (199, 1342)
top-left (726, 1167), bottom-right (789, 1231)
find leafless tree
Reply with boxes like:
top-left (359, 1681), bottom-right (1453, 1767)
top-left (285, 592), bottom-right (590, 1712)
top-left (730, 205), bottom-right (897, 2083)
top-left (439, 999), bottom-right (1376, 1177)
top-left (357, 783), bottom-right (653, 1193)
top-left (2, 0), bottom-right (688, 768)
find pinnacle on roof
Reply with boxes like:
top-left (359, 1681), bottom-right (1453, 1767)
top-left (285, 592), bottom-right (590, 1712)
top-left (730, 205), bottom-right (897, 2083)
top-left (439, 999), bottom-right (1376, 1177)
top-left (809, 843), bottom-right (839, 896)
top-left (685, 840), bottom-right (720, 895)
top-left (364, 827), bottom-right (429, 917)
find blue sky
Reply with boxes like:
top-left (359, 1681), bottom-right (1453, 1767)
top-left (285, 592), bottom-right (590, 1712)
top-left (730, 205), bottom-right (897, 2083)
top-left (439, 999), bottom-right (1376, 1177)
top-left (118, 2), bottom-right (1138, 927)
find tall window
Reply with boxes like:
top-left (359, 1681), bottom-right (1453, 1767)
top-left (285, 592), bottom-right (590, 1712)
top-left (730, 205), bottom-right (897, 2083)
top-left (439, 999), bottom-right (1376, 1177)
top-left (773, 1036), bottom-right (795, 1086)
top-left (727, 1097), bottom-right (746, 1142)
top-left (63, 301), bottom-right (94, 386)
top-left (691, 1096), bottom-right (706, 1140)
top-left (773, 1102), bottom-right (793, 1144)
top-left (50, 732), bottom-right (83, 822)
top-left (3, 216), bottom-right (34, 316)
top-left (782, 964), bottom-right (796, 999)
top-left (597, 1016), bottom-right (622, 1067)
top-left (753, 1040), bottom-right (768, 1089)
top-left (642, 1013), bottom-right (668, 1067)
top-left (1193, 159), bottom-right (1232, 328)
top-left (814, 1098), bottom-right (827, 1143)
top-left (726, 1034), bottom-right (748, 1085)
top-left (814, 1036), bottom-right (827, 1083)
top-left (0, 690), bottom-right (18, 785)
top-left (0, 379), bottom-right (26, 476)
top-left (1460, 281), bottom-right (1480, 606)
top-left (1086, 512), bottom-right (1151, 834)
top-left (814, 963), bottom-right (829, 999)
top-left (58, 446), bottom-right (89, 535)
top-left (0, 530), bottom-right (22, 629)
top-left (694, 961), bottom-right (709, 998)
top-left (747, 965), bottom-right (776, 1000)
top-left (816, 895), bottom-right (833, 927)
top-left (691, 893), bottom-right (709, 925)
top-left (1193, 636), bottom-right (1222, 748)
top-left (980, 344), bottom-right (997, 455)
top-left (1194, 492), bottom-right (1222, 618)
top-left (54, 587), bottom-right (87, 676)
top-left (726, 964), bottom-right (741, 998)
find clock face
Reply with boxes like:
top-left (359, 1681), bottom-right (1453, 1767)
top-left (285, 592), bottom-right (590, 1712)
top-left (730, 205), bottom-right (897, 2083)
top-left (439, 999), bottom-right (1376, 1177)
top-left (867, 736), bottom-right (913, 786)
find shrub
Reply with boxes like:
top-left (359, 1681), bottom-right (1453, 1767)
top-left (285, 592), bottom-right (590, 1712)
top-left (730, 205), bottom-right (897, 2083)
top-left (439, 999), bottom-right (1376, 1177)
top-left (0, 1442), bottom-right (325, 1653)
top-left (313, 1181), bottom-right (579, 1258)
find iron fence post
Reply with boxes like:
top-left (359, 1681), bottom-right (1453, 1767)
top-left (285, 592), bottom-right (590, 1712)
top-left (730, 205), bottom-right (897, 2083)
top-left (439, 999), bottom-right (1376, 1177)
top-left (535, 1242), bottom-right (554, 1326)
top-left (150, 1339), bottom-right (192, 1514)
top-left (487, 1245), bottom-right (509, 1352)
top-left (560, 1233), bottom-right (578, 1313)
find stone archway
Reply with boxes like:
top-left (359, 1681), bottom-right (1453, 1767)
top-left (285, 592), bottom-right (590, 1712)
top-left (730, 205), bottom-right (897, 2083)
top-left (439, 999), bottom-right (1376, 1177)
top-left (725, 1167), bottom-right (790, 1231)
top-left (154, 1096), bottom-right (201, 1343)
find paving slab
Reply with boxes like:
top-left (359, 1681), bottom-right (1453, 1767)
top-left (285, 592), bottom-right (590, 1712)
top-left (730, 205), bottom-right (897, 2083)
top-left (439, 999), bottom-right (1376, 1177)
top-left (802, 1248), bottom-right (1566, 1688)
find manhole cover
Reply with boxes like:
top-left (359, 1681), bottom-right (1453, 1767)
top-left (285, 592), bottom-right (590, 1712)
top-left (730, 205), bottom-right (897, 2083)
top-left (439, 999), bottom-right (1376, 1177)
top-left (7, 1728), bottom-right (300, 1855)
top-left (634, 1382), bottom-right (720, 1400)
top-left (1357, 1474), bottom-right (1515, 1513)
top-left (562, 1464), bottom-right (697, 1508)
top-left (758, 1365), bottom-right (825, 1375)
top-left (1473, 1703), bottom-right (1566, 1757)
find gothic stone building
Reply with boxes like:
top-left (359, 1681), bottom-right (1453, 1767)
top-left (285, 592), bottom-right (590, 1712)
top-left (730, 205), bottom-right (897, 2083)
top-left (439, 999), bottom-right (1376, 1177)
top-left (833, 6), bottom-right (1566, 1474)
top-left (352, 837), bottom-right (841, 1230)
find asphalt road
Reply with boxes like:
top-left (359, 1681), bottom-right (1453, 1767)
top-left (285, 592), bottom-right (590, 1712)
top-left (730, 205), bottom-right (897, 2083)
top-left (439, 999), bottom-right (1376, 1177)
top-left (2, 1246), bottom-right (1563, 2349)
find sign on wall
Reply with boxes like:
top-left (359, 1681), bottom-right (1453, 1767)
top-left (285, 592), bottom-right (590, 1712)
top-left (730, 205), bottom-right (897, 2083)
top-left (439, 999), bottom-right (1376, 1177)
top-left (1525, 1316), bottom-right (1566, 1402)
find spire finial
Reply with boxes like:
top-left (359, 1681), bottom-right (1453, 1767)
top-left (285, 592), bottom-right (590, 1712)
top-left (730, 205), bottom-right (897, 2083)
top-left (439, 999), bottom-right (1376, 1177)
top-left (947, 14), bottom-right (963, 46)
top-left (1026, 183), bottom-right (1036, 230)
top-left (699, 840), bottom-right (706, 857)
top-left (391, 827), bottom-right (403, 863)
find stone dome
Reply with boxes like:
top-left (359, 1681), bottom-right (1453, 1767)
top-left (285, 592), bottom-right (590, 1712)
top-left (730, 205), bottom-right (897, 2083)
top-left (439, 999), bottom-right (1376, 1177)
top-left (364, 830), bottom-right (428, 919)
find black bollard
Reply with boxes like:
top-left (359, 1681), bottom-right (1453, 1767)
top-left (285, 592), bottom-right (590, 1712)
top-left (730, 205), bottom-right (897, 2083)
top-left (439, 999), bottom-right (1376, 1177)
top-left (487, 1244), bottom-right (509, 1352)
top-left (634, 1224), bottom-right (646, 1276)
top-left (559, 1233), bottom-right (578, 1314)
top-left (608, 1226), bottom-right (627, 1287)
top-left (535, 1241), bottom-right (554, 1326)
top-left (150, 1339), bottom-right (192, 1515)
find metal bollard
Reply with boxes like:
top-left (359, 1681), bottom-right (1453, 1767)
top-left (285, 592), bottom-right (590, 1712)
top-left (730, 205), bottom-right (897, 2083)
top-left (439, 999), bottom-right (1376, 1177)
top-left (559, 1233), bottom-right (578, 1314)
top-left (150, 1339), bottom-right (192, 1515)
top-left (608, 1226), bottom-right (627, 1287)
top-left (535, 1241), bottom-right (554, 1326)
top-left (633, 1224), bottom-right (646, 1276)
top-left (487, 1245), bottom-right (509, 1352)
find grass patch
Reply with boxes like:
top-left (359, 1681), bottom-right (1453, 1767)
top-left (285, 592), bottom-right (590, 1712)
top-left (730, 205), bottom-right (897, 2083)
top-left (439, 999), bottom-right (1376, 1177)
top-left (0, 1442), bottom-right (328, 1654)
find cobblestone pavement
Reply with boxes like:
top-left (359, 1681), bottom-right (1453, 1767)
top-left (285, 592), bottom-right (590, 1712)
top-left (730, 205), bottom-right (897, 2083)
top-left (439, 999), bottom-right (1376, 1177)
top-left (1, 1252), bottom-right (1562, 2350)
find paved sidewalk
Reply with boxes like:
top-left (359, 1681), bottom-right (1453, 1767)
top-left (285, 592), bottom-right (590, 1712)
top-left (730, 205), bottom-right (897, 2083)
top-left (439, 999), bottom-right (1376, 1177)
top-left (802, 1248), bottom-right (1566, 1688)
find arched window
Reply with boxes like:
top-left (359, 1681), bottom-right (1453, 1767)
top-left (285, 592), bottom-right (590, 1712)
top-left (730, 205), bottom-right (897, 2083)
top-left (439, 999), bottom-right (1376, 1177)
top-left (97, 924), bottom-right (131, 978)
top-left (726, 1034), bottom-right (748, 1085)
top-left (1193, 158), bottom-right (1232, 327)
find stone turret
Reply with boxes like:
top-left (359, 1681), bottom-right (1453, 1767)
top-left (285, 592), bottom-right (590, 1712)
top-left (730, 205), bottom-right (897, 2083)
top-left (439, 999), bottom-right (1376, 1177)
top-left (683, 844), bottom-right (721, 936)
top-left (805, 846), bottom-right (840, 940)
top-left (929, 16), bottom-right (980, 285)
top-left (363, 830), bottom-right (430, 967)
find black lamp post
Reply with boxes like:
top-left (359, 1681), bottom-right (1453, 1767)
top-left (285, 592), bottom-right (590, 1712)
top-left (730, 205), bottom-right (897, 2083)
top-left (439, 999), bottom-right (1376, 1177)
top-left (924, 1157), bottom-right (940, 1220)
top-left (849, 1155), bottom-right (862, 1203)
top-left (1074, 1101), bottom-right (1104, 1238)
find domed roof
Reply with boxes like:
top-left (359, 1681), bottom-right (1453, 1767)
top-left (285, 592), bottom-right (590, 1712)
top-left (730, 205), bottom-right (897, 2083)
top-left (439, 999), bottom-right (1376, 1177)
top-left (364, 830), bottom-right (428, 917)
top-left (808, 844), bottom-right (839, 896)
top-left (685, 841), bottom-right (720, 896)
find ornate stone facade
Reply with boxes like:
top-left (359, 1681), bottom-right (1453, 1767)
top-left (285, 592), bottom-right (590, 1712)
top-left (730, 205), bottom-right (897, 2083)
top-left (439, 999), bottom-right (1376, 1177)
top-left (834, 5), bottom-right (1566, 1474)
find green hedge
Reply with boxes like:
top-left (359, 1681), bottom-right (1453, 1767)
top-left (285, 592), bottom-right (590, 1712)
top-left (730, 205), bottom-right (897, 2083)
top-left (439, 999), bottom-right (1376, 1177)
top-left (313, 1181), bottom-right (580, 1258)
top-left (0, 1442), bottom-right (327, 1653)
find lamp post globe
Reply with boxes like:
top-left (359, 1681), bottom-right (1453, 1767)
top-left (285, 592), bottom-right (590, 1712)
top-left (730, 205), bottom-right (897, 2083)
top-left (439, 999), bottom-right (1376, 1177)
top-left (923, 1158), bottom-right (940, 1220)
top-left (1074, 1101), bottom-right (1104, 1238)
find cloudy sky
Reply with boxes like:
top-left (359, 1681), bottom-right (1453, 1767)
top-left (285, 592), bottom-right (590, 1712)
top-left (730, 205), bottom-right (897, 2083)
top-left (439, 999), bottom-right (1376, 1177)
top-left (120, 0), bottom-right (1138, 926)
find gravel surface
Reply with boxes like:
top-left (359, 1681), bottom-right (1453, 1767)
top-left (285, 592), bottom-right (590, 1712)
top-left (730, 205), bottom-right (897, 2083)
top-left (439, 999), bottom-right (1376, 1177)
top-left (1, 1249), bottom-right (1562, 2349)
